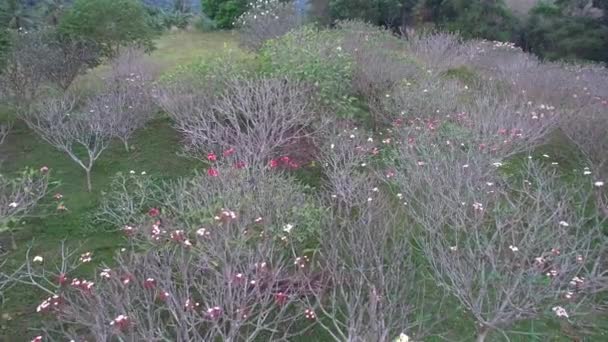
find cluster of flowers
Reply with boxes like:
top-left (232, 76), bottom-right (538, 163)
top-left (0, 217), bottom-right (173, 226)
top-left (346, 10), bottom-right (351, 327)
top-left (36, 295), bottom-right (62, 314)
top-left (234, 0), bottom-right (286, 27)
top-left (206, 148), bottom-right (245, 177)
top-left (269, 155), bottom-right (300, 170)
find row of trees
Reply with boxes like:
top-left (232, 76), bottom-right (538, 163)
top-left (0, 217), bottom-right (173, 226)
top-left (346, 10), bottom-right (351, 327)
top-left (200, 0), bottom-right (608, 63)
top-left (1, 7), bottom-right (607, 339)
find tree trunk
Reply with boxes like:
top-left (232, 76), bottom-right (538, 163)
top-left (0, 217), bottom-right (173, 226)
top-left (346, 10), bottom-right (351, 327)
top-left (85, 169), bottom-right (92, 192)
top-left (476, 327), bottom-right (489, 342)
top-left (123, 139), bottom-right (130, 152)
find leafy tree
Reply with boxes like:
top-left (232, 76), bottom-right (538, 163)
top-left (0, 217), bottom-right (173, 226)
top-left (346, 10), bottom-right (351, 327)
top-left (201, 0), bottom-right (248, 28)
top-left (525, 1), bottom-right (608, 62)
top-left (417, 0), bottom-right (521, 41)
top-left (59, 0), bottom-right (155, 57)
top-left (0, 0), bottom-right (37, 30)
top-left (37, 0), bottom-right (68, 26)
top-left (328, 0), bottom-right (418, 27)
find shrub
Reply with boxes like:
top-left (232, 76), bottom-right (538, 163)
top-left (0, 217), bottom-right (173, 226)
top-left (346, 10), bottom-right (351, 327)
top-left (157, 76), bottom-right (319, 167)
top-left (260, 25), bottom-right (355, 118)
top-left (383, 72), bottom-right (465, 123)
top-left (0, 167), bottom-right (51, 250)
top-left (405, 31), bottom-right (476, 72)
top-left (388, 114), bottom-right (607, 341)
top-left (236, 0), bottom-right (302, 51)
top-left (101, 47), bottom-right (158, 151)
top-left (335, 20), bottom-right (418, 125)
top-left (13, 167), bottom-right (325, 340)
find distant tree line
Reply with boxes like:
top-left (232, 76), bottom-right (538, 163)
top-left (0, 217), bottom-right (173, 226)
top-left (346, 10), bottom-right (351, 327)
top-left (201, 0), bottom-right (608, 63)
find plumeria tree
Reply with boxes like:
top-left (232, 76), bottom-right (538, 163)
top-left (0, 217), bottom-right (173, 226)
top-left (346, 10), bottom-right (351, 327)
top-left (388, 114), bottom-right (607, 341)
top-left (7, 165), bottom-right (326, 341)
top-left (23, 94), bottom-right (114, 191)
top-left (95, 47), bottom-right (157, 152)
top-left (157, 77), bottom-right (320, 168)
top-left (0, 167), bottom-right (51, 250)
top-left (307, 129), bottom-right (431, 342)
top-left (236, 0), bottom-right (303, 51)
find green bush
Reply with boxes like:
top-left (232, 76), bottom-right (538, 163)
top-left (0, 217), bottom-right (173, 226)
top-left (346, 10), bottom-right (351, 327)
top-left (259, 25), bottom-right (356, 117)
top-left (159, 50), bottom-right (259, 86)
top-left (201, 0), bottom-right (248, 29)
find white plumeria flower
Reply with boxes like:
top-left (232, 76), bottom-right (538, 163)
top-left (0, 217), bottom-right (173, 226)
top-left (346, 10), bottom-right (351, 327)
top-left (594, 181), bottom-right (604, 187)
top-left (372, 187), bottom-right (379, 192)
top-left (367, 197), bottom-right (373, 202)
top-left (33, 256), bottom-right (44, 263)
top-left (559, 221), bottom-right (569, 227)
top-left (509, 245), bottom-right (519, 252)
top-left (462, 164), bottom-right (469, 168)
top-left (394, 333), bottom-right (410, 342)
top-left (8, 202), bottom-right (18, 208)
top-left (396, 193), bottom-right (403, 199)
top-left (129, 170), bottom-right (136, 174)
top-left (141, 171), bottom-right (146, 175)
top-left (542, 154), bottom-right (550, 158)
top-left (492, 162), bottom-right (503, 167)
top-left (583, 170), bottom-right (592, 175)
top-left (282, 224), bottom-right (294, 233)
top-left (552, 306), bottom-right (569, 318)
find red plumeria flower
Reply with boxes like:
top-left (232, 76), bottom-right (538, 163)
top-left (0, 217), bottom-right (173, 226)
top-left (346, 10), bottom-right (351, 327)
top-left (158, 290), bottom-right (170, 302)
top-left (223, 148), bottom-right (236, 157)
top-left (110, 315), bottom-right (130, 331)
top-left (170, 230), bottom-right (186, 243)
top-left (207, 152), bottom-right (217, 162)
top-left (144, 278), bottom-right (156, 289)
top-left (121, 274), bottom-right (134, 286)
top-left (206, 306), bottom-right (222, 320)
top-left (207, 168), bottom-right (219, 177)
top-left (31, 336), bottom-right (43, 342)
top-left (123, 225), bottom-right (136, 237)
top-left (269, 159), bottom-right (280, 168)
top-left (184, 299), bottom-right (200, 310)
top-left (232, 273), bottom-right (246, 285)
top-left (274, 292), bottom-right (288, 306)
top-left (148, 207), bottom-right (160, 217)
top-left (39, 166), bottom-right (49, 173)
